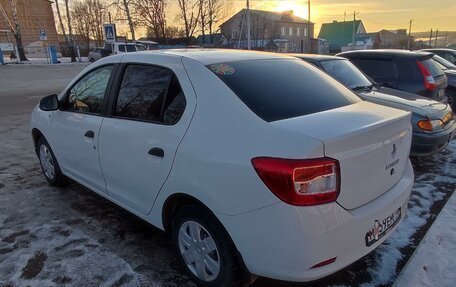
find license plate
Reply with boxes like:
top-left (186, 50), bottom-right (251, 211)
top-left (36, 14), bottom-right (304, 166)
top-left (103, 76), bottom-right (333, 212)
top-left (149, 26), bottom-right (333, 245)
top-left (365, 207), bottom-right (401, 247)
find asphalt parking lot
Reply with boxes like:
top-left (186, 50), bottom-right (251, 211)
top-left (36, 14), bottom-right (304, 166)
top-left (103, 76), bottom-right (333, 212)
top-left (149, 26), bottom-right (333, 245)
top-left (0, 64), bottom-right (455, 287)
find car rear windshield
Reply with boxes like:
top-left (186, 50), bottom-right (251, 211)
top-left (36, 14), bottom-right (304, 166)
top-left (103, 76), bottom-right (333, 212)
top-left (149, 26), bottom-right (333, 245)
top-left (208, 59), bottom-right (360, 122)
top-left (420, 58), bottom-right (445, 77)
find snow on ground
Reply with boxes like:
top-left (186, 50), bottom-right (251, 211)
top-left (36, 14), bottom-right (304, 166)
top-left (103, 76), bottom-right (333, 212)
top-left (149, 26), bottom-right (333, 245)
top-left (3, 57), bottom-right (90, 65)
top-left (359, 141), bottom-right (456, 287)
top-left (394, 191), bottom-right (456, 287)
top-left (1, 64), bottom-right (455, 286)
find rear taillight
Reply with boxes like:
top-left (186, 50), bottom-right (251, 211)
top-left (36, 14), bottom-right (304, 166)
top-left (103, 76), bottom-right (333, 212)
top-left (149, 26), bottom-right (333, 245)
top-left (251, 157), bottom-right (340, 206)
top-left (417, 60), bottom-right (436, 91)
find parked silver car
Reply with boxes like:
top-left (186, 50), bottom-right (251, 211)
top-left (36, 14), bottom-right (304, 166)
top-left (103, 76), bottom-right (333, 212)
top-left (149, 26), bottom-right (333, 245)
top-left (292, 54), bottom-right (456, 156)
top-left (88, 47), bottom-right (103, 62)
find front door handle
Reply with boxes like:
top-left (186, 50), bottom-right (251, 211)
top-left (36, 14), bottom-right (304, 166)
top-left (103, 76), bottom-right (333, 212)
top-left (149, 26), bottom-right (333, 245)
top-left (148, 147), bottom-right (164, 158)
top-left (84, 130), bottom-right (95, 138)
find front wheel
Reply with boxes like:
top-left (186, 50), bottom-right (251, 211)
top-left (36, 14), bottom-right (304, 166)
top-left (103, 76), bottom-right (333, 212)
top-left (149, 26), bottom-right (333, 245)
top-left (37, 137), bottom-right (66, 186)
top-left (172, 205), bottom-right (247, 287)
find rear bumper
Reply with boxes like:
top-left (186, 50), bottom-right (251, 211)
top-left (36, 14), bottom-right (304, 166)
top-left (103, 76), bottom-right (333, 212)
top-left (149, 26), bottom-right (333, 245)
top-left (218, 160), bottom-right (414, 282)
top-left (411, 124), bottom-right (456, 156)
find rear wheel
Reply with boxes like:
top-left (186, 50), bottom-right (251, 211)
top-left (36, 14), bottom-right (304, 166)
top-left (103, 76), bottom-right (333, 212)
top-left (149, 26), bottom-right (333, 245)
top-left (172, 205), bottom-right (247, 287)
top-left (37, 137), bottom-right (65, 186)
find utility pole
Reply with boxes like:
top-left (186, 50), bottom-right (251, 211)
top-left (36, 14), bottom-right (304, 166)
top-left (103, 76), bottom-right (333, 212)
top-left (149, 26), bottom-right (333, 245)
top-left (429, 28), bottom-right (433, 47)
top-left (352, 11), bottom-right (358, 45)
top-left (308, 0), bottom-right (311, 52)
top-left (108, 12), bottom-right (112, 24)
top-left (434, 28), bottom-right (439, 47)
top-left (246, 0), bottom-right (251, 50)
top-left (407, 19), bottom-right (413, 50)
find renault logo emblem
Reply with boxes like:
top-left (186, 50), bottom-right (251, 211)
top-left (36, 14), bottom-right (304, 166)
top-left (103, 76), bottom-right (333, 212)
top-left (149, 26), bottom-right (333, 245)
top-left (391, 144), bottom-right (397, 159)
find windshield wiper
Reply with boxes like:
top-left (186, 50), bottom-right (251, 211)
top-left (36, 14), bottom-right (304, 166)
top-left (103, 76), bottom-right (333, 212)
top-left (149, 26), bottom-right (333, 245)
top-left (352, 84), bottom-right (374, 91)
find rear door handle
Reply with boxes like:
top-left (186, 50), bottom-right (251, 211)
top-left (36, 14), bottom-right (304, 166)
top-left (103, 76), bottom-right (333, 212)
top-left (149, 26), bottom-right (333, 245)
top-left (148, 147), bottom-right (164, 158)
top-left (84, 130), bottom-right (95, 138)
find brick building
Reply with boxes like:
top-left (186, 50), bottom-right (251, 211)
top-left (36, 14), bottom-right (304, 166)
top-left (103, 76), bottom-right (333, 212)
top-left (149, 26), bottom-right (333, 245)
top-left (0, 0), bottom-right (58, 52)
top-left (220, 9), bottom-right (314, 53)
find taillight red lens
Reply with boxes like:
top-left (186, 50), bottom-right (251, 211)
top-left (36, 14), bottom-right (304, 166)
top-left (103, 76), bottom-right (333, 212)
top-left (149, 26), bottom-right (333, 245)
top-left (417, 60), bottom-right (436, 91)
top-left (251, 157), bottom-right (340, 206)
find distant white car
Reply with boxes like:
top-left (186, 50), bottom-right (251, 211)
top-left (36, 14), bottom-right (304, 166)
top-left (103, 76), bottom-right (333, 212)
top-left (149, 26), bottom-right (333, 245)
top-left (104, 42), bottom-right (147, 55)
top-left (88, 47), bottom-right (102, 62)
top-left (31, 50), bottom-right (414, 286)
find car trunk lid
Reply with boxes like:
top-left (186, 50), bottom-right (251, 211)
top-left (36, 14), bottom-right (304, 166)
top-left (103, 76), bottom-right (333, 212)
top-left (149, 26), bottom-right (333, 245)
top-left (273, 101), bottom-right (412, 210)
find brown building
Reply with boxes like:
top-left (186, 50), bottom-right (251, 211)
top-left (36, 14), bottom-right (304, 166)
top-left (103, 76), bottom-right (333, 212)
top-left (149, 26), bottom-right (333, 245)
top-left (220, 9), bottom-right (314, 53)
top-left (0, 0), bottom-right (58, 53)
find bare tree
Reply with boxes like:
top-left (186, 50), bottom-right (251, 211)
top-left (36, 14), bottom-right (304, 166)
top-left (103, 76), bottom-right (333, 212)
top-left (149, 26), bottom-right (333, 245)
top-left (133, 0), bottom-right (167, 43)
top-left (176, 0), bottom-right (200, 43)
top-left (64, 0), bottom-right (77, 61)
top-left (55, 0), bottom-right (76, 61)
top-left (198, 0), bottom-right (231, 45)
top-left (0, 0), bottom-right (27, 61)
top-left (113, 0), bottom-right (136, 40)
top-left (72, 0), bottom-right (108, 47)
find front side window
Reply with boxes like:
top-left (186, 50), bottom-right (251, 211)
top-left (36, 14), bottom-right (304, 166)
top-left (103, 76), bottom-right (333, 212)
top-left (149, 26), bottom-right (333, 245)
top-left (118, 45), bottom-right (126, 52)
top-left (65, 65), bottom-right (113, 114)
top-left (115, 65), bottom-right (186, 124)
top-left (136, 45), bottom-right (147, 51)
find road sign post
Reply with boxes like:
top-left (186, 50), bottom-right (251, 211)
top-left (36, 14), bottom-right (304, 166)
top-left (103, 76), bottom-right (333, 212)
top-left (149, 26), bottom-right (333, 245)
top-left (39, 29), bottom-right (47, 41)
top-left (0, 48), bottom-right (4, 65)
top-left (103, 24), bottom-right (116, 43)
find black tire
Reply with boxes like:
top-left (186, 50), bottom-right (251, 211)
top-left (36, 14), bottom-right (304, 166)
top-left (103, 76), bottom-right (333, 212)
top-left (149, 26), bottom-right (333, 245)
top-left (37, 137), bottom-right (66, 187)
top-left (172, 205), bottom-right (248, 287)
top-left (447, 88), bottom-right (456, 111)
top-left (89, 58), bottom-right (95, 63)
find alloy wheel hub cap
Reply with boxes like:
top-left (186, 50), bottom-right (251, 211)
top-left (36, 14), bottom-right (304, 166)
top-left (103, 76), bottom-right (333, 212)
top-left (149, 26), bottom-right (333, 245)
top-left (39, 144), bottom-right (55, 180)
top-left (178, 221), bottom-right (220, 282)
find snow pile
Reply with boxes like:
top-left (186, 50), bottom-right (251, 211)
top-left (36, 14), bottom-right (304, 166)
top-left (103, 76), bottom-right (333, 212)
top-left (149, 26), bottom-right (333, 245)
top-left (394, 192), bottom-right (456, 287)
top-left (361, 140), bottom-right (456, 287)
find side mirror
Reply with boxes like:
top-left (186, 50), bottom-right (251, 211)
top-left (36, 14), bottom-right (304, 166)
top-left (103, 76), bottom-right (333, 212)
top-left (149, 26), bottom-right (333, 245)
top-left (39, 94), bottom-right (59, 111)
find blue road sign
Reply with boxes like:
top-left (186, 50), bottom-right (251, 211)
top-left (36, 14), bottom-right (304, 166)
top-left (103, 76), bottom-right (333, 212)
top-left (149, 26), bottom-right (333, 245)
top-left (103, 24), bottom-right (116, 43)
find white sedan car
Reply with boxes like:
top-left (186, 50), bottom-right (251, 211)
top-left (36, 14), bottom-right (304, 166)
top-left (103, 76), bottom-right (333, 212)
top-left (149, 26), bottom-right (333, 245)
top-left (31, 50), bottom-right (414, 286)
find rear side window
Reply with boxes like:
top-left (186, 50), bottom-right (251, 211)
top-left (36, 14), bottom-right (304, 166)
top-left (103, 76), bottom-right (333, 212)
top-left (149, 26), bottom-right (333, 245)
top-left (115, 65), bottom-right (186, 124)
top-left (350, 59), bottom-right (396, 78)
top-left (420, 59), bottom-right (445, 77)
top-left (208, 59), bottom-right (360, 122)
top-left (126, 45), bottom-right (137, 52)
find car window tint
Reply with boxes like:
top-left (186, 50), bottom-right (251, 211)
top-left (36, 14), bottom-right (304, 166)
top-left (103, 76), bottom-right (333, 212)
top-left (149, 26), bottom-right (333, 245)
top-left (136, 45), bottom-right (147, 51)
top-left (351, 59), bottom-right (396, 78)
top-left (444, 53), bottom-right (456, 64)
top-left (421, 59), bottom-right (445, 77)
top-left (66, 66), bottom-right (113, 114)
top-left (115, 65), bottom-right (173, 122)
top-left (118, 45), bottom-right (126, 52)
top-left (320, 59), bottom-right (372, 89)
top-left (163, 75), bottom-right (186, 124)
top-left (126, 45), bottom-right (136, 52)
top-left (208, 59), bottom-right (360, 122)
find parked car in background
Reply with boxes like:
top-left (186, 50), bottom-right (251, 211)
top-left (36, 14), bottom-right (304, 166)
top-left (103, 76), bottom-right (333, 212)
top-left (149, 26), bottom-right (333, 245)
top-left (31, 50), bottom-right (414, 287)
top-left (430, 54), bottom-right (456, 109)
top-left (136, 40), bottom-right (159, 50)
top-left (292, 54), bottom-right (456, 156)
top-left (88, 47), bottom-right (103, 62)
top-left (422, 48), bottom-right (456, 65)
top-left (103, 42), bottom-right (147, 55)
top-left (338, 50), bottom-right (448, 102)
top-left (432, 54), bottom-right (456, 71)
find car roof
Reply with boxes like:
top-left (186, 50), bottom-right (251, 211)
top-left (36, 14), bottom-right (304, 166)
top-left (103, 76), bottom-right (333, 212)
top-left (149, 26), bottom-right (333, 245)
top-left (288, 53), bottom-right (346, 62)
top-left (338, 49), bottom-right (433, 58)
top-left (421, 48), bottom-right (456, 53)
top-left (133, 49), bottom-right (297, 65)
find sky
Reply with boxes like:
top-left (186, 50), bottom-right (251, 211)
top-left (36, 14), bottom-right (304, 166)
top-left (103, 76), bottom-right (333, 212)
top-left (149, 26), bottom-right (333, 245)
top-left (112, 0), bottom-right (456, 38)
top-left (232, 0), bottom-right (456, 34)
